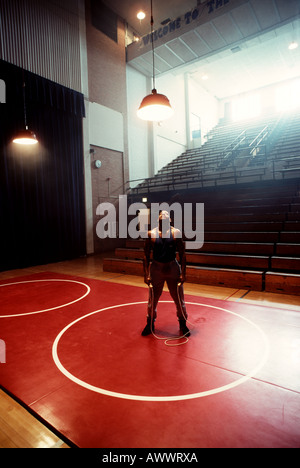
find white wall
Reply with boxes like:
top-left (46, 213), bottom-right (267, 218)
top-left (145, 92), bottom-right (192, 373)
top-left (89, 102), bottom-right (124, 152)
top-left (189, 77), bottom-right (219, 146)
top-left (126, 66), bottom-right (221, 182)
top-left (153, 73), bottom-right (187, 172)
top-left (126, 67), bottom-right (187, 181)
top-left (126, 66), bottom-right (150, 186)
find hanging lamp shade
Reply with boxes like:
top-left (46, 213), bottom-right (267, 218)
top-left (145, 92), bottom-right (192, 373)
top-left (137, 88), bottom-right (174, 121)
top-left (13, 126), bottom-right (38, 145)
top-left (137, 0), bottom-right (174, 122)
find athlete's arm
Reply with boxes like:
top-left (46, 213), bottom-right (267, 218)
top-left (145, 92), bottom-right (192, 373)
top-left (143, 232), bottom-right (152, 285)
top-left (173, 228), bottom-right (186, 283)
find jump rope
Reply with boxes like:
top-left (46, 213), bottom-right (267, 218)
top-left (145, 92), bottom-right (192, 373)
top-left (148, 282), bottom-right (194, 347)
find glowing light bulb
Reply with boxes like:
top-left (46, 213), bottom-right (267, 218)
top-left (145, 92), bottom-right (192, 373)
top-left (137, 11), bottom-right (146, 20)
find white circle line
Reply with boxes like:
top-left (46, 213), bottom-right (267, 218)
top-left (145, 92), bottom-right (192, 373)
top-left (0, 279), bottom-right (91, 318)
top-left (52, 301), bottom-right (270, 402)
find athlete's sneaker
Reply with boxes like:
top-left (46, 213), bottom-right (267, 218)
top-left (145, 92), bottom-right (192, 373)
top-left (179, 320), bottom-right (190, 337)
top-left (141, 318), bottom-right (154, 336)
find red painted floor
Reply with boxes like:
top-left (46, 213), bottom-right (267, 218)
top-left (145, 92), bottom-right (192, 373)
top-left (0, 272), bottom-right (299, 448)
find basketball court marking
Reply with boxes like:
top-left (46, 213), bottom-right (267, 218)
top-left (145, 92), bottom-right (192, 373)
top-left (0, 279), bottom-right (91, 318)
top-left (52, 301), bottom-right (270, 402)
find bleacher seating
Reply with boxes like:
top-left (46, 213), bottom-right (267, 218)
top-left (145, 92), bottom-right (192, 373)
top-left (131, 109), bottom-right (300, 194)
top-left (103, 111), bottom-right (300, 295)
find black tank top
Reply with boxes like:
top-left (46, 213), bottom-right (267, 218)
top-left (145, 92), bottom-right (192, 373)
top-left (153, 231), bottom-right (176, 263)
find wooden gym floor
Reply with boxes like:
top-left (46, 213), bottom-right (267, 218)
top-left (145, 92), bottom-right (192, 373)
top-left (0, 253), bottom-right (299, 448)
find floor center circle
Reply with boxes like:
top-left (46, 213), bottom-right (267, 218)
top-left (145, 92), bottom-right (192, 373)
top-left (52, 301), bottom-right (270, 402)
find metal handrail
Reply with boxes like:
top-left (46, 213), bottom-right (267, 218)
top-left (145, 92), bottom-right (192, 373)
top-left (249, 125), bottom-right (269, 156)
top-left (223, 129), bottom-right (246, 153)
top-left (220, 130), bottom-right (247, 166)
top-left (249, 125), bottom-right (268, 147)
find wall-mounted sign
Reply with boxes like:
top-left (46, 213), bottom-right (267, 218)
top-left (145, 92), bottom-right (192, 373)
top-left (141, 0), bottom-right (231, 49)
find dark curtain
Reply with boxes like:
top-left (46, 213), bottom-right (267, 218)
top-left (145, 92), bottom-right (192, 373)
top-left (0, 60), bottom-right (86, 271)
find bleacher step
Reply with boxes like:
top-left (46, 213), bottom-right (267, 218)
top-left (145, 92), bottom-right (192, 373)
top-left (103, 257), bottom-right (264, 291)
top-left (265, 272), bottom-right (300, 295)
top-left (115, 248), bottom-right (270, 269)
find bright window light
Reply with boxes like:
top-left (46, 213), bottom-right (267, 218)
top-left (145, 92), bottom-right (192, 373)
top-left (276, 79), bottom-right (300, 112)
top-left (232, 93), bottom-right (261, 122)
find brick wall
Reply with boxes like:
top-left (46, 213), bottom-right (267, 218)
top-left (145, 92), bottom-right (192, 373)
top-left (85, 0), bottom-right (129, 253)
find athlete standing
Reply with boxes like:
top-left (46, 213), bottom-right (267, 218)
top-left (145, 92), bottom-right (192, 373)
top-left (141, 210), bottom-right (190, 337)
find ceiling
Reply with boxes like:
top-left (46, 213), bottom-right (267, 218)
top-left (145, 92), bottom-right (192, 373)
top-left (103, 0), bottom-right (198, 37)
top-left (104, 0), bottom-right (300, 100)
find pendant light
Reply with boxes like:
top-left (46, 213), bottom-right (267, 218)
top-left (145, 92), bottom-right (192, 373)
top-left (137, 0), bottom-right (174, 121)
top-left (12, 127), bottom-right (38, 145)
top-left (13, 80), bottom-right (38, 145)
